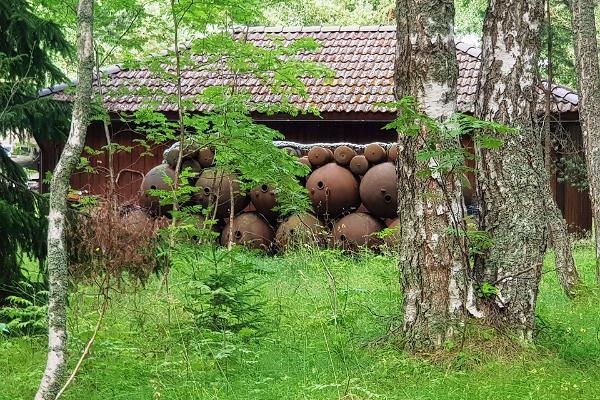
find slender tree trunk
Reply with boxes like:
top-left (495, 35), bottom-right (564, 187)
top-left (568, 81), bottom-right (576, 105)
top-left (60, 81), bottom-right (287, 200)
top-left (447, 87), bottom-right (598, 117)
top-left (543, 0), bottom-right (581, 298)
top-left (475, 0), bottom-right (548, 342)
top-left (570, 0), bottom-right (600, 285)
top-left (395, 0), bottom-right (468, 351)
top-left (35, 1), bottom-right (94, 398)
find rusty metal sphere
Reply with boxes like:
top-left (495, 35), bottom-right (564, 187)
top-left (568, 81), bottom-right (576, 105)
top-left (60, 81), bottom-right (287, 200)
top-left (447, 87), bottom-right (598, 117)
top-left (359, 162), bottom-right (398, 218)
top-left (283, 146), bottom-right (301, 157)
top-left (181, 157), bottom-right (202, 175)
top-left (164, 148), bottom-right (179, 168)
top-left (383, 218), bottom-right (400, 248)
top-left (349, 155), bottom-right (370, 176)
top-left (275, 213), bottom-right (327, 250)
top-left (220, 212), bottom-right (274, 251)
top-left (197, 148), bottom-right (215, 167)
top-left (387, 143), bottom-right (399, 162)
top-left (139, 164), bottom-right (177, 215)
top-left (308, 146), bottom-right (333, 167)
top-left (333, 145), bottom-right (356, 166)
top-left (332, 212), bottom-right (385, 250)
top-left (364, 143), bottom-right (387, 164)
top-left (250, 184), bottom-right (278, 221)
top-left (306, 163), bottom-right (360, 218)
top-left (298, 156), bottom-right (312, 169)
top-left (193, 169), bottom-right (249, 218)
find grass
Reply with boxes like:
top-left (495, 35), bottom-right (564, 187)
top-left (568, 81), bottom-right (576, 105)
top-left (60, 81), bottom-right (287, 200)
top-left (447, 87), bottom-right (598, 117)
top-left (2, 244), bottom-right (600, 399)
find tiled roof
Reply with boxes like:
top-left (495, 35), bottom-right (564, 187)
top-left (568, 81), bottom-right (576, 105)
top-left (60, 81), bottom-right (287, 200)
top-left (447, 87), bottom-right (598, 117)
top-left (44, 25), bottom-right (579, 114)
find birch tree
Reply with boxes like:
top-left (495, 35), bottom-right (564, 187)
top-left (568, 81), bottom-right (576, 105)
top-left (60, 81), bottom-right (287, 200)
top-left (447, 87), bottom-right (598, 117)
top-left (394, 0), bottom-right (469, 350)
top-left (474, 0), bottom-right (548, 341)
top-left (569, 0), bottom-right (600, 285)
top-left (35, 0), bottom-right (94, 398)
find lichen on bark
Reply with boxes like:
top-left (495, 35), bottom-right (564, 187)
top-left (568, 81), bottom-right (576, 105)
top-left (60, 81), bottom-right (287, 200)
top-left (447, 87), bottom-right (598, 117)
top-left (395, 0), bottom-right (468, 350)
top-left (35, 0), bottom-right (95, 398)
top-left (474, 0), bottom-right (548, 341)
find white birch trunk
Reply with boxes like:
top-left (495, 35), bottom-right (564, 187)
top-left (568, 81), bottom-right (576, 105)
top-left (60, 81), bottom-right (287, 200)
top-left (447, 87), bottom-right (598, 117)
top-left (35, 1), bottom-right (94, 398)
top-left (570, 0), bottom-right (600, 285)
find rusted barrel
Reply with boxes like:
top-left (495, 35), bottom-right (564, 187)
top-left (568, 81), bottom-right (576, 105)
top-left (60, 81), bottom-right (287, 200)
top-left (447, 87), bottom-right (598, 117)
top-left (359, 162), bottom-right (398, 218)
top-left (250, 184), bottom-right (278, 221)
top-left (283, 146), bottom-right (301, 157)
top-left (197, 148), bottom-right (215, 168)
top-left (275, 213), bottom-right (326, 250)
top-left (333, 145), bottom-right (356, 166)
top-left (364, 143), bottom-right (387, 164)
top-left (181, 158), bottom-right (202, 175)
top-left (193, 169), bottom-right (249, 218)
top-left (308, 146), bottom-right (333, 167)
top-left (349, 155), bottom-right (369, 176)
top-left (221, 212), bottom-right (274, 251)
top-left (387, 143), bottom-right (399, 162)
top-left (298, 156), bottom-right (312, 169)
top-left (139, 164), bottom-right (178, 215)
top-left (331, 212), bottom-right (385, 251)
top-left (306, 163), bottom-right (360, 219)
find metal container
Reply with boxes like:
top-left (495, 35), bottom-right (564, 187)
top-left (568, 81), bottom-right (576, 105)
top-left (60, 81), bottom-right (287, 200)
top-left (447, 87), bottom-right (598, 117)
top-left (364, 143), bottom-right (387, 164)
top-left (298, 156), bottom-right (312, 169)
top-left (308, 146), bottom-right (333, 167)
top-left (306, 162), bottom-right (360, 219)
top-left (359, 162), bottom-right (398, 218)
top-left (283, 146), bottom-right (301, 157)
top-left (331, 212), bottom-right (385, 250)
top-left (387, 143), bottom-right (399, 162)
top-left (349, 155), bottom-right (369, 176)
top-left (139, 164), bottom-right (177, 215)
top-left (250, 184), bottom-right (278, 221)
top-left (181, 158), bottom-right (202, 175)
top-left (333, 145), bottom-right (356, 166)
top-left (197, 148), bottom-right (215, 168)
top-left (220, 212), bottom-right (274, 251)
top-left (275, 213), bottom-right (327, 250)
top-left (193, 169), bottom-right (249, 218)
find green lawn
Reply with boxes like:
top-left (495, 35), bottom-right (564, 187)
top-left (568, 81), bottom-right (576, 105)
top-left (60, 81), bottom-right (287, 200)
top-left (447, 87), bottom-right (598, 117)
top-left (2, 244), bottom-right (600, 400)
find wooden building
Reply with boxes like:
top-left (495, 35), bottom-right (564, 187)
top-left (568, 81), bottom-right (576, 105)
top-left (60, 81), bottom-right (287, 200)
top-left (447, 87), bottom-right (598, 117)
top-left (38, 26), bottom-right (591, 233)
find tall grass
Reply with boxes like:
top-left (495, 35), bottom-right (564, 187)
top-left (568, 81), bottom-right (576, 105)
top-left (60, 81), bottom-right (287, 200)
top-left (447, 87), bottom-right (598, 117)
top-left (1, 244), bottom-right (599, 399)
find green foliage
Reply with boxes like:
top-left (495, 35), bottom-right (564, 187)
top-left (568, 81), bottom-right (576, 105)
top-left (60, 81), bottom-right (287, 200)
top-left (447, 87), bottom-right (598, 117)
top-left (0, 281), bottom-right (48, 336)
top-left (477, 281), bottom-right (499, 298)
top-left (383, 97), bottom-right (515, 179)
top-left (123, 3), bottom-right (333, 218)
top-left (175, 245), bottom-right (267, 334)
top-left (557, 154), bottom-right (588, 191)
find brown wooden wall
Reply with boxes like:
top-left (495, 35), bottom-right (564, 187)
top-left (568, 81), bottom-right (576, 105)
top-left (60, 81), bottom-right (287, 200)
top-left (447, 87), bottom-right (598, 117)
top-left (38, 112), bottom-right (592, 234)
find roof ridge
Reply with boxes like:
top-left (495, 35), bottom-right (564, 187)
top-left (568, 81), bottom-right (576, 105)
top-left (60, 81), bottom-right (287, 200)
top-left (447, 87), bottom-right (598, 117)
top-left (234, 25), bottom-right (397, 33)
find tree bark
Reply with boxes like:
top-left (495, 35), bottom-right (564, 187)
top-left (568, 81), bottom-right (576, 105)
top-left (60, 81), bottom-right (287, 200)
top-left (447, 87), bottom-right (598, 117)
top-left (543, 0), bottom-right (581, 298)
top-left (570, 0), bottom-right (600, 285)
top-left (395, 0), bottom-right (469, 350)
top-left (35, 0), bottom-right (94, 398)
top-left (475, 0), bottom-right (548, 341)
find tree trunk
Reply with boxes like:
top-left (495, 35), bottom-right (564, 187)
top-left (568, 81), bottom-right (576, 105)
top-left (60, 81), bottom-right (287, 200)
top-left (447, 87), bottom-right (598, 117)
top-left (395, 0), bottom-right (468, 350)
top-left (474, 0), bottom-right (548, 341)
top-left (570, 0), bottom-right (600, 285)
top-left (35, 0), bottom-right (94, 398)
top-left (543, 2), bottom-right (581, 298)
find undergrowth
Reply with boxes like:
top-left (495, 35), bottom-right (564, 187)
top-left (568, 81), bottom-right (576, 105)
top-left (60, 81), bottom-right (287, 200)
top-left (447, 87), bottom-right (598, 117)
top-left (1, 244), bottom-right (600, 399)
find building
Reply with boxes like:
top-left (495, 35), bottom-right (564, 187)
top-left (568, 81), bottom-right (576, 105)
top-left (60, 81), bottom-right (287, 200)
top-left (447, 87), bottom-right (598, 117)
top-left (38, 25), bottom-right (591, 233)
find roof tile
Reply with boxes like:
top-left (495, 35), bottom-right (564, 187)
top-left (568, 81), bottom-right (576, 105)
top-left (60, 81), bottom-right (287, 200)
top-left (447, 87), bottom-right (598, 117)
top-left (45, 26), bottom-right (578, 114)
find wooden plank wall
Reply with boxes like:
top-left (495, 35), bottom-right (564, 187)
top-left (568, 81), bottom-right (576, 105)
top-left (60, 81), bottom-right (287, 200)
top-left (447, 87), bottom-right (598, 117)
top-left (39, 115), bottom-right (592, 234)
